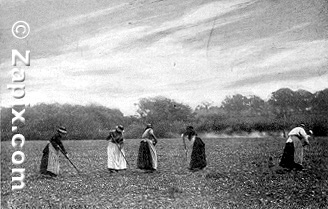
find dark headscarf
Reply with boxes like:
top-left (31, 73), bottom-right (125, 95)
top-left (183, 126), bottom-right (197, 140)
top-left (145, 123), bottom-right (152, 131)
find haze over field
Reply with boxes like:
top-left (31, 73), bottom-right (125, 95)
top-left (1, 0), bottom-right (327, 115)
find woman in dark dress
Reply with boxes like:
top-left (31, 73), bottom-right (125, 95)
top-left (181, 126), bottom-right (206, 171)
top-left (137, 124), bottom-right (158, 172)
top-left (40, 126), bottom-right (68, 177)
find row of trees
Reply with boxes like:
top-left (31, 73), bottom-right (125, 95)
top-left (1, 88), bottom-right (327, 140)
top-left (195, 88), bottom-right (327, 135)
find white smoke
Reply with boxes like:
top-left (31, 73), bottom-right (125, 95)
top-left (199, 131), bottom-right (278, 138)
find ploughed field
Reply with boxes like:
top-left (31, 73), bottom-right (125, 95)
top-left (1, 137), bottom-right (328, 208)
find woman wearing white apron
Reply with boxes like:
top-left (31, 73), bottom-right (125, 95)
top-left (137, 124), bottom-right (158, 172)
top-left (106, 125), bottom-right (127, 173)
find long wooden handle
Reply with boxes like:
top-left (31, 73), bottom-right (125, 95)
top-left (58, 147), bottom-right (80, 173)
top-left (116, 143), bottom-right (130, 167)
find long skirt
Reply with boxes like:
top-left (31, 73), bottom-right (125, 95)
top-left (279, 136), bottom-right (304, 170)
top-left (40, 143), bottom-right (60, 176)
top-left (137, 139), bottom-right (158, 170)
top-left (107, 142), bottom-right (127, 170)
top-left (189, 137), bottom-right (207, 171)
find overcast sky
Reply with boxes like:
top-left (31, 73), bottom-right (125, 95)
top-left (1, 0), bottom-right (327, 115)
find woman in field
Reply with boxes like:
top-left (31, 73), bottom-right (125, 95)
top-left (106, 125), bottom-right (127, 172)
top-left (279, 123), bottom-right (311, 171)
top-left (40, 126), bottom-right (68, 177)
top-left (137, 124), bottom-right (158, 172)
top-left (182, 126), bottom-right (207, 171)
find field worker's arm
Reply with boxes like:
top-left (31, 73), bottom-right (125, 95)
top-left (115, 132), bottom-right (124, 144)
top-left (119, 135), bottom-right (124, 145)
top-left (149, 129), bottom-right (158, 145)
top-left (106, 132), bottom-right (113, 141)
top-left (57, 140), bottom-right (67, 154)
top-left (303, 135), bottom-right (310, 146)
top-left (300, 128), bottom-right (310, 146)
top-left (51, 135), bottom-right (67, 154)
top-left (118, 136), bottom-right (124, 149)
top-left (181, 134), bottom-right (187, 150)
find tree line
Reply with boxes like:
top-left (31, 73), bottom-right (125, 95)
top-left (1, 87), bottom-right (327, 141)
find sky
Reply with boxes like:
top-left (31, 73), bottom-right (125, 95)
top-left (1, 0), bottom-right (327, 115)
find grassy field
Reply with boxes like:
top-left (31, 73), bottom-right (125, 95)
top-left (1, 136), bottom-right (328, 209)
